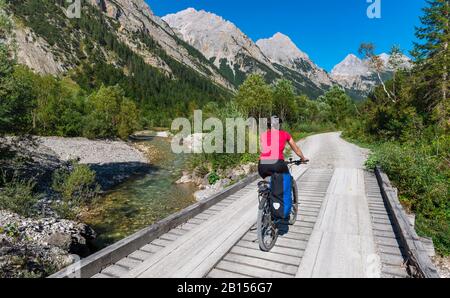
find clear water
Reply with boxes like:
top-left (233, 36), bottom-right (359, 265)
top-left (82, 137), bottom-right (196, 249)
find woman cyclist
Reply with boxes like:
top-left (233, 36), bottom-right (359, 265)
top-left (258, 116), bottom-right (309, 179)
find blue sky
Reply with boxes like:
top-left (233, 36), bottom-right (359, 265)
top-left (146, 0), bottom-right (427, 71)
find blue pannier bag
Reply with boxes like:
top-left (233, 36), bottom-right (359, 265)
top-left (269, 173), bottom-right (292, 219)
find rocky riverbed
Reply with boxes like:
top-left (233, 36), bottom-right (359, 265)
top-left (0, 210), bottom-right (96, 278)
top-left (0, 136), bottom-right (150, 277)
top-left (37, 137), bottom-right (150, 190)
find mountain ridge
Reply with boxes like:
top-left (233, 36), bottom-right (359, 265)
top-left (162, 7), bottom-right (280, 87)
top-left (8, 0), bottom-right (411, 102)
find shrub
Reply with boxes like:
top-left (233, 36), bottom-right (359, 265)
top-left (0, 176), bottom-right (40, 217)
top-left (0, 222), bottom-right (20, 238)
top-left (367, 141), bottom-right (449, 255)
top-left (207, 172), bottom-right (220, 185)
top-left (52, 161), bottom-right (99, 219)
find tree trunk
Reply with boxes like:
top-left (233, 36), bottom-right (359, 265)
top-left (377, 71), bottom-right (395, 103)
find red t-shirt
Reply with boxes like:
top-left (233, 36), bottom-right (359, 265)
top-left (259, 129), bottom-right (292, 160)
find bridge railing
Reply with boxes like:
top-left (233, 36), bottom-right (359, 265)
top-left (375, 166), bottom-right (440, 278)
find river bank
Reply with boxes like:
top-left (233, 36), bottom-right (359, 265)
top-left (0, 136), bottom-right (151, 277)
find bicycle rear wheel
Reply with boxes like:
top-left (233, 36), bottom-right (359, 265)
top-left (288, 178), bottom-right (298, 225)
top-left (257, 195), bottom-right (278, 252)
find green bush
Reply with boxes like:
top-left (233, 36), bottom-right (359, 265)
top-left (365, 141), bottom-right (449, 255)
top-left (0, 176), bottom-right (40, 217)
top-left (207, 172), bottom-right (220, 185)
top-left (52, 161), bottom-right (99, 219)
top-left (0, 222), bottom-right (20, 238)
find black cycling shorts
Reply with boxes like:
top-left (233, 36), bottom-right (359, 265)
top-left (258, 160), bottom-right (289, 179)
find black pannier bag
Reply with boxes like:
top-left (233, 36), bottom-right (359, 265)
top-left (269, 173), bottom-right (293, 219)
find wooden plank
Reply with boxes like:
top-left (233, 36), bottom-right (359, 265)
top-left (223, 253), bottom-right (298, 275)
top-left (371, 214), bottom-right (391, 220)
top-left (208, 268), bottom-right (252, 279)
top-left (230, 246), bottom-right (301, 266)
top-left (381, 265), bottom-right (409, 278)
top-left (178, 222), bottom-right (199, 231)
top-left (372, 218), bottom-right (393, 225)
top-left (297, 210), bottom-right (319, 216)
top-left (378, 245), bottom-right (404, 255)
top-left (140, 243), bottom-right (164, 254)
top-left (376, 237), bottom-right (402, 247)
top-left (216, 260), bottom-right (292, 278)
top-left (115, 257), bottom-right (142, 269)
top-left (242, 234), bottom-right (307, 250)
top-left (207, 206), bottom-right (226, 212)
top-left (298, 205), bottom-right (321, 211)
top-left (373, 223), bottom-right (396, 233)
top-left (373, 229), bottom-right (399, 238)
top-left (187, 218), bottom-right (206, 225)
top-left (92, 273), bottom-right (112, 278)
top-left (201, 210), bottom-right (219, 216)
top-left (194, 213), bottom-right (213, 221)
top-left (296, 215), bottom-right (318, 223)
top-left (101, 264), bottom-right (129, 277)
top-left (159, 233), bottom-right (180, 241)
top-left (288, 225), bottom-right (313, 235)
top-left (292, 221), bottom-right (315, 228)
top-left (168, 228), bottom-right (188, 236)
top-left (380, 253), bottom-right (406, 266)
top-left (248, 230), bottom-right (310, 242)
top-left (236, 239), bottom-right (305, 258)
top-left (128, 250), bottom-right (153, 262)
top-left (151, 238), bottom-right (173, 247)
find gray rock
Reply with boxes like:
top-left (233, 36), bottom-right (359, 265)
top-left (46, 232), bottom-right (73, 250)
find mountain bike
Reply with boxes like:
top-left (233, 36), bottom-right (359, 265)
top-left (256, 159), bottom-right (308, 252)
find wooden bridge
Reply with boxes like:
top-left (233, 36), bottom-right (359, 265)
top-left (50, 133), bottom-right (439, 278)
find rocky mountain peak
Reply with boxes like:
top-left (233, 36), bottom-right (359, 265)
top-left (256, 32), bottom-right (333, 89)
top-left (162, 8), bottom-right (277, 79)
top-left (331, 54), bottom-right (369, 77)
top-left (256, 32), bottom-right (309, 62)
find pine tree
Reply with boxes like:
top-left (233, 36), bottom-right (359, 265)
top-left (412, 0), bottom-right (449, 128)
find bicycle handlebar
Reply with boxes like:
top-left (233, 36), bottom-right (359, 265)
top-left (286, 159), bottom-right (309, 165)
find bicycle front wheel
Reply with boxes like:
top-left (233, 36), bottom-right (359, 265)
top-left (257, 195), bottom-right (278, 252)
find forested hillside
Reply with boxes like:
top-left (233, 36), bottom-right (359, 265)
top-left (7, 0), bottom-right (231, 126)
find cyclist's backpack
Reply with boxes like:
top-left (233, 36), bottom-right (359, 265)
top-left (269, 173), bottom-right (293, 219)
